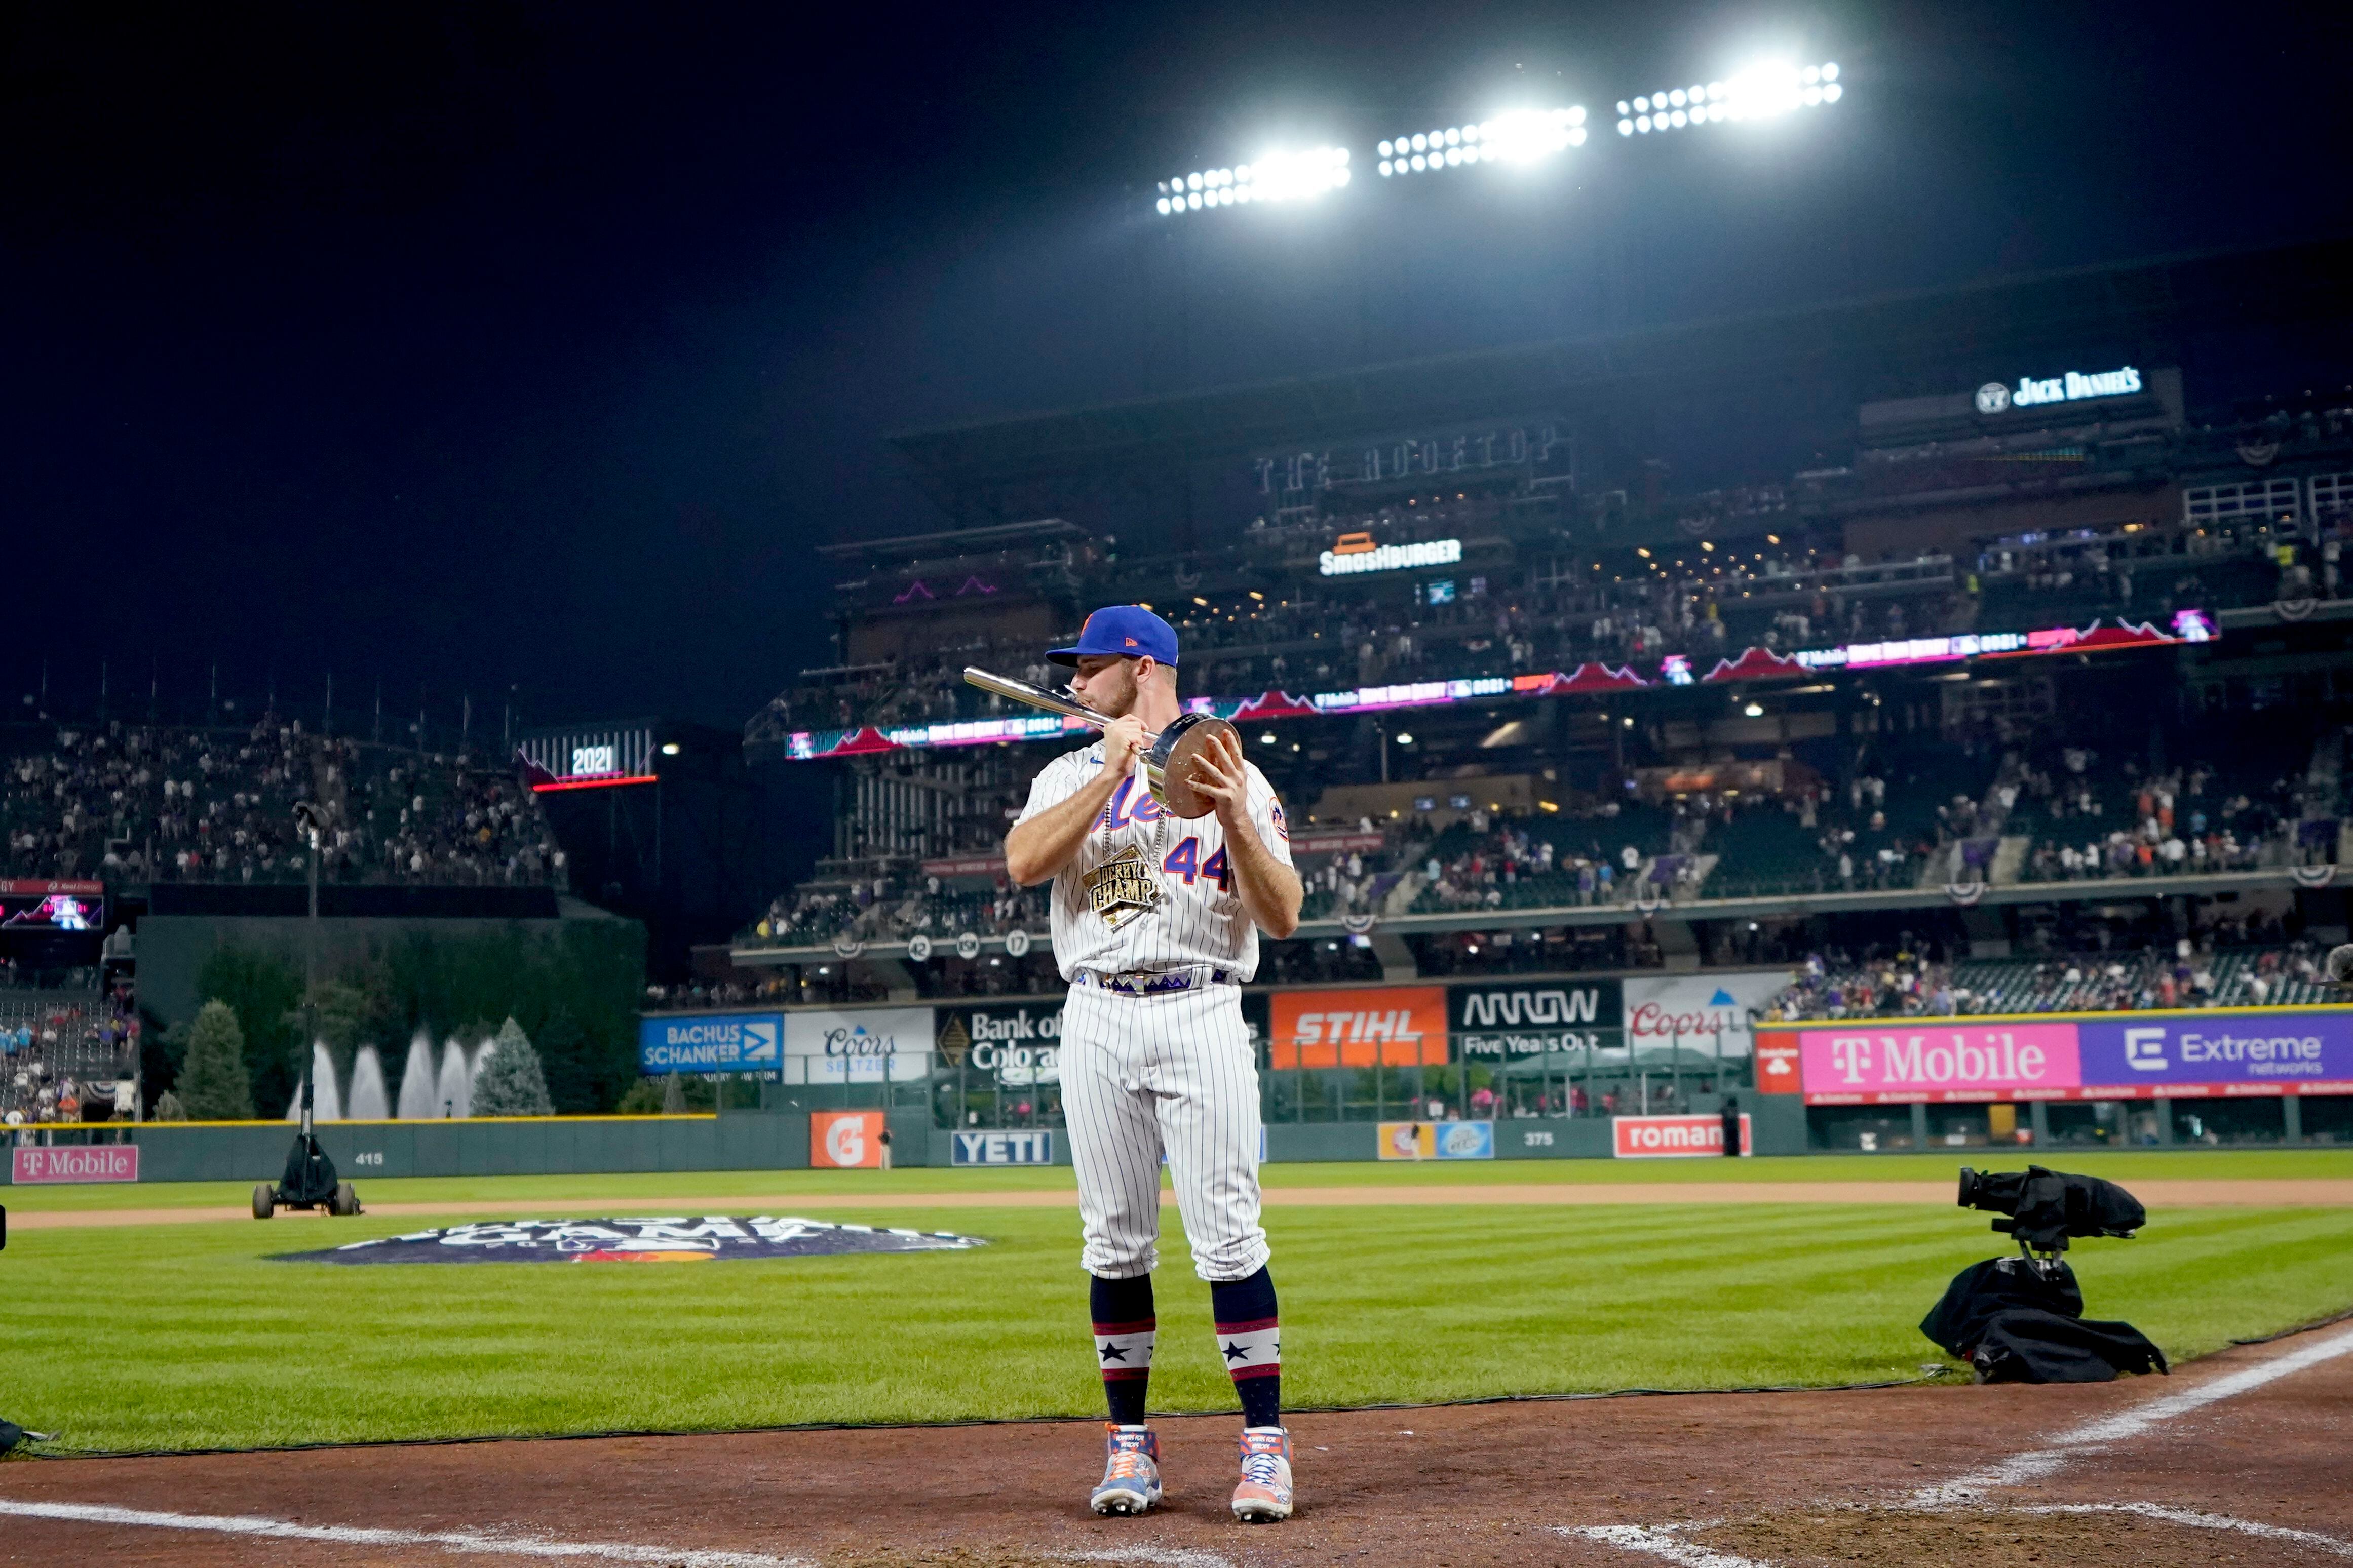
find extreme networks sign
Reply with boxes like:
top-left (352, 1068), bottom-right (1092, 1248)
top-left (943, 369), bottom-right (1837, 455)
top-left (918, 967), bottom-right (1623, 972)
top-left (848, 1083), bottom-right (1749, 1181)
top-left (1449, 980), bottom-right (1619, 1060)
top-left (11, 1146), bottom-right (138, 1184)
top-left (638, 1013), bottom-right (782, 1074)
top-left (1318, 537), bottom-right (1462, 576)
top-left (1974, 365), bottom-right (2142, 415)
top-left (1766, 1009), bottom-right (2353, 1104)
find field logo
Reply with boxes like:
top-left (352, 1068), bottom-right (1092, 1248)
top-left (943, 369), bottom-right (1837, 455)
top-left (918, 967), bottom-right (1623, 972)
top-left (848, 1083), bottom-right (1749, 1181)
top-left (952, 1130), bottom-right (1056, 1165)
top-left (272, 1216), bottom-right (986, 1266)
top-left (1613, 1114), bottom-right (1750, 1158)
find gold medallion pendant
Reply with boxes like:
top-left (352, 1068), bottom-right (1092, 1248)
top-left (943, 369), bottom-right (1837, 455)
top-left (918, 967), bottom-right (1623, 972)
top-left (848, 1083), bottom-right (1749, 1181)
top-left (1084, 845), bottom-right (1162, 930)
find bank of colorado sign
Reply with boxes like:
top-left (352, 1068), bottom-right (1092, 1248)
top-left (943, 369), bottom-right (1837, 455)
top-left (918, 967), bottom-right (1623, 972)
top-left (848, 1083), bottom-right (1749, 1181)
top-left (12, 1146), bottom-right (139, 1184)
top-left (1760, 1008), bottom-right (2353, 1104)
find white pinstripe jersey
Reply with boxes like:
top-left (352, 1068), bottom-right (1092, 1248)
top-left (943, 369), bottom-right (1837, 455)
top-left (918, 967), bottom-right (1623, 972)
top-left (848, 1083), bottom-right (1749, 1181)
top-left (1016, 740), bottom-right (1293, 982)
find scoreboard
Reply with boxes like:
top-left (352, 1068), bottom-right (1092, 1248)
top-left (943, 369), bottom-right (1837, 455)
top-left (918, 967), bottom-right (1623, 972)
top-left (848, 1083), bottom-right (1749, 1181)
top-left (516, 726), bottom-right (659, 792)
top-left (0, 880), bottom-right (104, 930)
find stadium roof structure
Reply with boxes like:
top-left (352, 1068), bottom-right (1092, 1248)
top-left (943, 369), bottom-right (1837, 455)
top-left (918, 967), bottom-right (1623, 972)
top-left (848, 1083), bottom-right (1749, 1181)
top-left (884, 238), bottom-right (2353, 517)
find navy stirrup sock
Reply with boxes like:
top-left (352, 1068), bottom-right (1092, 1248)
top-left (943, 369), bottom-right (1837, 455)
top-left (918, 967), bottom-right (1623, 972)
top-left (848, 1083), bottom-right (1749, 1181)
top-left (1210, 1266), bottom-right (1281, 1429)
top-left (1090, 1273), bottom-right (1155, 1425)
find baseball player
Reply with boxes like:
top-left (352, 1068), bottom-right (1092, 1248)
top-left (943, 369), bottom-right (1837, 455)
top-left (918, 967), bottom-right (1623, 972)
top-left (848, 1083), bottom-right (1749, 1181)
top-left (1002, 604), bottom-right (1304, 1524)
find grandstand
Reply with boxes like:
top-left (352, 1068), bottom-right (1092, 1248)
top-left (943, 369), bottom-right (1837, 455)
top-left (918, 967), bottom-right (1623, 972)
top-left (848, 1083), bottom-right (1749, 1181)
top-left (700, 244), bottom-right (2353, 1150)
top-left (2, 715), bottom-right (566, 887)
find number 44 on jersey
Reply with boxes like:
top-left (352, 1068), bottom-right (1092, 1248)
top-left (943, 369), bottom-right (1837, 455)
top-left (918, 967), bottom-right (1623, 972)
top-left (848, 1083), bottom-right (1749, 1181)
top-left (1162, 837), bottom-right (1231, 892)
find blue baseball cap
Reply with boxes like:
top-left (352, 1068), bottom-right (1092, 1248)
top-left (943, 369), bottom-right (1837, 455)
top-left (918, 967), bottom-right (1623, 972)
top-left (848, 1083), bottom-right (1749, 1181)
top-left (1047, 604), bottom-right (1180, 667)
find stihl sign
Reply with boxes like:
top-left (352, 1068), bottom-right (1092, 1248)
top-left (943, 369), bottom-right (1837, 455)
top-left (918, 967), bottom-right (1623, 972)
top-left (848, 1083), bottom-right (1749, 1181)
top-left (1611, 1114), bottom-right (1750, 1159)
top-left (1269, 986), bottom-right (1448, 1067)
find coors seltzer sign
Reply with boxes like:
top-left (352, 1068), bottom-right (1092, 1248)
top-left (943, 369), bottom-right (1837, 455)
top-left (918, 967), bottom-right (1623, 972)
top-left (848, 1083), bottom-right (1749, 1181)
top-left (1448, 979), bottom-right (1621, 1059)
top-left (12, 1145), bottom-right (138, 1184)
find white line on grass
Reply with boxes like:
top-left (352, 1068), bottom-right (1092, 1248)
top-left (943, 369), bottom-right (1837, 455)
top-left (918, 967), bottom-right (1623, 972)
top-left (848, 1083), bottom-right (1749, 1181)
top-left (0, 1498), bottom-right (809, 1567)
top-left (2025, 1503), bottom-right (2353, 1559)
top-left (1912, 1321), bottom-right (2353, 1505)
top-left (1557, 1525), bottom-right (1768, 1567)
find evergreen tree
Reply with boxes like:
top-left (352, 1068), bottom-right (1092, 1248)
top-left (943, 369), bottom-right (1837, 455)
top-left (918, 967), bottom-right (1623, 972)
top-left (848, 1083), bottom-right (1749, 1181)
top-left (179, 1001), bottom-right (256, 1121)
top-left (152, 1090), bottom-right (187, 1122)
top-left (471, 1016), bottom-right (555, 1117)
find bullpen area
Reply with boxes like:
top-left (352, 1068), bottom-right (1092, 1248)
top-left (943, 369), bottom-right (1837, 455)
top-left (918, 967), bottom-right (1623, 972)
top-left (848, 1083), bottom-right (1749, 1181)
top-left (3, 1152), bottom-right (2350, 1565)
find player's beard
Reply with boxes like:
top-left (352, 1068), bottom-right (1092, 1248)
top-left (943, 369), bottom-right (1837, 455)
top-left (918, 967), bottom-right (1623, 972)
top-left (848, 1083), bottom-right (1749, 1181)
top-left (1077, 662), bottom-right (1139, 719)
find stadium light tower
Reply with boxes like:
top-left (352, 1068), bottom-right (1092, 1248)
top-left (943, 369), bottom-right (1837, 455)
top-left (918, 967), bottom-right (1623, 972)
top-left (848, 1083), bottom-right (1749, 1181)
top-left (1154, 146), bottom-right (1351, 216)
top-left (1377, 107), bottom-right (1587, 178)
top-left (1615, 61), bottom-right (1840, 136)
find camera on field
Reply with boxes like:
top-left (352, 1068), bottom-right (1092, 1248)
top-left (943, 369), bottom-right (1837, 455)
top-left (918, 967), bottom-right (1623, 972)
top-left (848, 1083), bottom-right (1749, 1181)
top-left (1957, 1164), bottom-right (2144, 1257)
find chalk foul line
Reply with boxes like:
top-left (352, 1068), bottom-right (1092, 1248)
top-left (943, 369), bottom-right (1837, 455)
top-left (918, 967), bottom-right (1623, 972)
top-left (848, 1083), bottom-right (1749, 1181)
top-left (1569, 1322), bottom-right (2353, 1565)
top-left (1557, 1525), bottom-right (1768, 1567)
top-left (0, 1498), bottom-right (808, 1568)
top-left (1911, 1320), bottom-right (2353, 1505)
top-left (1565, 1506), bottom-right (2353, 1568)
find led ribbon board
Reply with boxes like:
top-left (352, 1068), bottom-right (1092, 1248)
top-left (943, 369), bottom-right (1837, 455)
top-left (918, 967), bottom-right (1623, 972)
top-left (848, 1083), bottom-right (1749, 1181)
top-left (777, 615), bottom-right (2206, 760)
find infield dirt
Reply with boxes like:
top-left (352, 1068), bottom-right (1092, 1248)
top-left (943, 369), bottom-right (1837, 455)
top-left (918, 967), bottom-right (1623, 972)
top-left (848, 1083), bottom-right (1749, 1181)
top-left (3, 1321), bottom-right (2346, 1566)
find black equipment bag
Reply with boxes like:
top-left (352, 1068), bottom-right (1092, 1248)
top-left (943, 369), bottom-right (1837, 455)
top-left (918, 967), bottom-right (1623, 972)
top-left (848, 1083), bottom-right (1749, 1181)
top-left (1971, 1309), bottom-right (2170, 1384)
top-left (1919, 1256), bottom-right (2082, 1359)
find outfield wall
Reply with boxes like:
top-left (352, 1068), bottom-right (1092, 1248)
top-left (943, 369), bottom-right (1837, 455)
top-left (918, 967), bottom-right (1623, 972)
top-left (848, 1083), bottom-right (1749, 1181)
top-left (0, 1099), bottom-right (1796, 1183)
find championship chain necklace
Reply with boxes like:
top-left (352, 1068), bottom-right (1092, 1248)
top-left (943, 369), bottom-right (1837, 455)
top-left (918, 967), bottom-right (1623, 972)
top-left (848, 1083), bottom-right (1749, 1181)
top-left (1086, 731), bottom-right (1168, 931)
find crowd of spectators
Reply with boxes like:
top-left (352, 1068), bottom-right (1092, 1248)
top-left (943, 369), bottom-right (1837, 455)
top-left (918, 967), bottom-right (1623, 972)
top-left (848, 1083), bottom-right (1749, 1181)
top-left (751, 870), bottom-right (1050, 949)
top-left (2012, 750), bottom-right (2308, 882)
top-left (2, 975), bottom-right (138, 1136)
top-left (1759, 933), bottom-right (2335, 1022)
top-left (2, 714), bottom-right (567, 886)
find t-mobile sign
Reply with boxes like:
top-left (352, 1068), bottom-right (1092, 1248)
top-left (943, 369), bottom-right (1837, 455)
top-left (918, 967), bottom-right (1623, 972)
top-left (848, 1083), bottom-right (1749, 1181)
top-left (1796, 1024), bottom-right (2081, 1104)
top-left (12, 1145), bottom-right (139, 1184)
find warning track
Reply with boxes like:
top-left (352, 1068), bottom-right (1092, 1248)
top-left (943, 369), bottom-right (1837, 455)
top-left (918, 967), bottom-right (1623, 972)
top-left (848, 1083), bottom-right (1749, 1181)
top-left (13, 1176), bottom-right (2352, 1229)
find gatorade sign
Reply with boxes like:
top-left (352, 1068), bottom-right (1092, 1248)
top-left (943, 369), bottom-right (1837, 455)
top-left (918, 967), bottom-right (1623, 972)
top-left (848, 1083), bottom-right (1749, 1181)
top-left (811, 1110), bottom-right (886, 1168)
top-left (1612, 1114), bottom-right (1751, 1158)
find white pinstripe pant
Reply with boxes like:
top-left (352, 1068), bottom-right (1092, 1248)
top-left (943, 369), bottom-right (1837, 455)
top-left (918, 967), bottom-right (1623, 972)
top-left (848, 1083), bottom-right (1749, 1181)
top-left (1060, 980), bottom-right (1268, 1282)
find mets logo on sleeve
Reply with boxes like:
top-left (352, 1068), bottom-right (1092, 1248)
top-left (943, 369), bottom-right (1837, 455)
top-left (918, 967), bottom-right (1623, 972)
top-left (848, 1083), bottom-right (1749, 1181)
top-left (1085, 844), bottom-right (1161, 929)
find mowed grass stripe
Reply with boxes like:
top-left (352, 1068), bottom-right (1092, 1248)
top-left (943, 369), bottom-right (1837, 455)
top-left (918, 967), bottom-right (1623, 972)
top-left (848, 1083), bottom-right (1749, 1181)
top-left (2, 1200), bottom-right (2348, 1453)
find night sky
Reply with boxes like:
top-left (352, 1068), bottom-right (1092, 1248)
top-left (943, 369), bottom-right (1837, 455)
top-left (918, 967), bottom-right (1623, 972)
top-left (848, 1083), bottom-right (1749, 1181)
top-left (5, 2), bottom-right (2346, 738)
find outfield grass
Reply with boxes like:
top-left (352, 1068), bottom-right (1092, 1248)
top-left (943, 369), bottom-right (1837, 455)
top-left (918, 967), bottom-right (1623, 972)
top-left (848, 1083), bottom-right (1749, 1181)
top-left (7, 1147), bottom-right (2349, 1212)
top-left (1, 1175), bottom-right (2348, 1453)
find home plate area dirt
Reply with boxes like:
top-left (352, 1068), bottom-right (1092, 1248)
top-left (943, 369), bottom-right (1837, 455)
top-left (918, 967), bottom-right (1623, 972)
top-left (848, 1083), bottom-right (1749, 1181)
top-left (0, 1324), bottom-right (2346, 1567)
